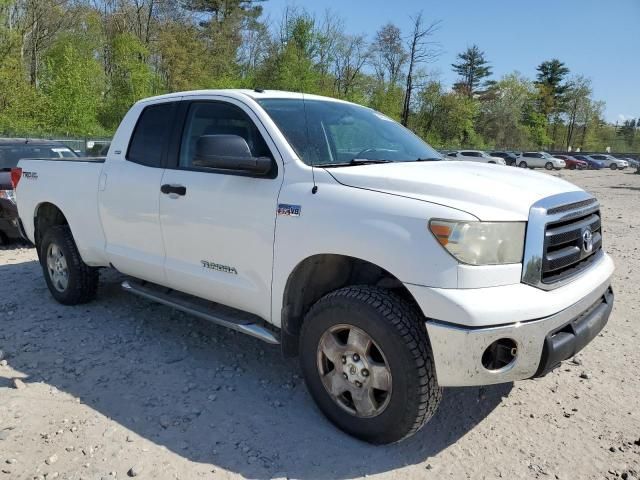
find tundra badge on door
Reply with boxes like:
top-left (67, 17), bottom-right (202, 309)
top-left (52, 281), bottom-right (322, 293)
top-left (201, 260), bottom-right (238, 275)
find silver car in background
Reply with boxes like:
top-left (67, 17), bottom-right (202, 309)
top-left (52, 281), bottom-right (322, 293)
top-left (516, 152), bottom-right (566, 170)
top-left (445, 150), bottom-right (507, 165)
top-left (589, 154), bottom-right (629, 170)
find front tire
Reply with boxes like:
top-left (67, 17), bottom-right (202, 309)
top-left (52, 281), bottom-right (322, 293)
top-left (610, 164), bottom-right (618, 170)
top-left (40, 225), bottom-right (98, 305)
top-left (545, 162), bottom-right (554, 170)
top-left (299, 286), bottom-right (442, 444)
top-left (518, 161), bottom-right (528, 168)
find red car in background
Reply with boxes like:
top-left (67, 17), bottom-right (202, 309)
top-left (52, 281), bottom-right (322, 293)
top-left (554, 154), bottom-right (588, 170)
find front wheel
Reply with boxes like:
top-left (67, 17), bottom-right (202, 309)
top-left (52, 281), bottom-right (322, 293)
top-left (40, 225), bottom-right (98, 305)
top-left (610, 164), bottom-right (618, 170)
top-left (299, 286), bottom-right (442, 444)
top-left (518, 161), bottom-right (528, 168)
top-left (545, 162), bottom-right (554, 170)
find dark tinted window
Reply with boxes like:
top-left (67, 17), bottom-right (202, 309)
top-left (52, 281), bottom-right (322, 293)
top-left (447, 152), bottom-right (457, 157)
top-left (0, 144), bottom-right (75, 169)
top-left (127, 102), bottom-right (176, 167)
top-left (461, 151), bottom-right (480, 157)
top-left (179, 102), bottom-right (271, 168)
top-left (591, 155), bottom-right (605, 160)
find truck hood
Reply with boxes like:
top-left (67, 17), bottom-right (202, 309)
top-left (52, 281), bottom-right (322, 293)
top-left (326, 161), bottom-right (583, 221)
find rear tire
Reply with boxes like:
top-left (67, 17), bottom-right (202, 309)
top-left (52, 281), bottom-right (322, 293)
top-left (518, 161), bottom-right (528, 168)
top-left (299, 285), bottom-right (442, 444)
top-left (40, 225), bottom-right (98, 305)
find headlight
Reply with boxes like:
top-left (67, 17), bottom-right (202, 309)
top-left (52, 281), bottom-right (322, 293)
top-left (429, 220), bottom-right (525, 265)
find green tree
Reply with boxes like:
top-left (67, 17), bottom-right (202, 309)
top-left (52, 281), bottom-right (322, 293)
top-left (40, 32), bottom-right (105, 136)
top-left (451, 45), bottom-right (492, 98)
top-left (414, 80), bottom-right (478, 147)
top-left (535, 59), bottom-right (570, 147)
top-left (477, 72), bottom-right (534, 148)
top-left (563, 75), bottom-right (592, 150)
top-left (99, 33), bottom-right (155, 130)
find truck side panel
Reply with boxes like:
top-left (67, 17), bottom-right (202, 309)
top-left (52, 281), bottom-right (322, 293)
top-left (16, 159), bottom-right (109, 266)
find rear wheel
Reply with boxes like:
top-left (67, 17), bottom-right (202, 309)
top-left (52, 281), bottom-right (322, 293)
top-left (518, 161), bottom-right (528, 168)
top-left (40, 225), bottom-right (98, 305)
top-left (299, 286), bottom-right (442, 444)
top-left (545, 162), bottom-right (554, 170)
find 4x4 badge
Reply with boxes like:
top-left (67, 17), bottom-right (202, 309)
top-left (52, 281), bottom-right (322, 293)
top-left (277, 204), bottom-right (301, 217)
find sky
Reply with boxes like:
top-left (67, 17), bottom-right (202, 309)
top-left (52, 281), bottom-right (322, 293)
top-left (261, 0), bottom-right (640, 124)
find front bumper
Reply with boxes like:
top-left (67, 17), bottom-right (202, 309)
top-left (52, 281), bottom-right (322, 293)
top-left (423, 281), bottom-right (613, 386)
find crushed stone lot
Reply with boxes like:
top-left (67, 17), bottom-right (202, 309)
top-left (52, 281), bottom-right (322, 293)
top-left (1, 169), bottom-right (639, 480)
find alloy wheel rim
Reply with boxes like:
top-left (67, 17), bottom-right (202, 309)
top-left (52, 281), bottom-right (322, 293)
top-left (47, 243), bottom-right (69, 292)
top-left (316, 324), bottom-right (392, 418)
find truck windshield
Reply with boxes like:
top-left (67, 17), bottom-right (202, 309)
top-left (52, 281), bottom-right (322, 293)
top-left (257, 98), bottom-right (442, 167)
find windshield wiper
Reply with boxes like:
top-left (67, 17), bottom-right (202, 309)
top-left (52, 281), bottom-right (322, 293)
top-left (414, 157), bottom-right (442, 162)
top-left (349, 158), bottom-right (392, 165)
top-left (315, 159), bottom-right (392, 168)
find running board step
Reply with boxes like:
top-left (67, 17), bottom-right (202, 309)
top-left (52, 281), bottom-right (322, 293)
top-left (121, 280), bottom-right (279, 345)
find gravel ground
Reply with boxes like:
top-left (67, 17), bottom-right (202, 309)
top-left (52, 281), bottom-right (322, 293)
top-left (0, 169), bottom-right (639, 480)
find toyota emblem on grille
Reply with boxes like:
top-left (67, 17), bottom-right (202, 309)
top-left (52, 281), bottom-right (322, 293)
top-left (582, 228), bottom-right (593, 253)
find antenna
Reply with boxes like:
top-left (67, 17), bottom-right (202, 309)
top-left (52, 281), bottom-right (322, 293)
top-left (301, 92), bottom-right (318, 194)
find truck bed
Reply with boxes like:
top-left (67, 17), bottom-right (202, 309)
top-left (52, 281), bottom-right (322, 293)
top-left (16, 158), bottom-right (110, 266)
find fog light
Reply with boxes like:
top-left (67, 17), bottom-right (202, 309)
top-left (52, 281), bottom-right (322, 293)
top-left (482, 338), bottom-right (518, 371)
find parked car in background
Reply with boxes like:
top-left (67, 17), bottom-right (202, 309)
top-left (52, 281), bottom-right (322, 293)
top-left (616, 156), bottom-right (639, 168)
top-left (589, 154), bottom-right (628, 170)
top-left (489, 151), bottom-right (518, 166)
top-left (446, 150), bottom-right (506, 165)
top-left (0, 172), bottom-right (20, 244)
top-left (516, 152), bottom-right (566, 170)
top-left (0, 139), bottom-right (78, 243)
top-left (572, 155), bottom-right (605, 170)
top-left (553, 154), bottom-right (588, 170)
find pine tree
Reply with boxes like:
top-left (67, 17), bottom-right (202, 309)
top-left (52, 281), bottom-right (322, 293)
top-left (451, 45), bottom-right (492, 97)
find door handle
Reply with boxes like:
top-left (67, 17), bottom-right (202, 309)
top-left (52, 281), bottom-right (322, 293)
top-left (161, 184), bottom-right (187, 196)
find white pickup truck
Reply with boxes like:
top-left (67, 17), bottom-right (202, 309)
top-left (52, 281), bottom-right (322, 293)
top-left (14, 89), bottom-right (614, 444)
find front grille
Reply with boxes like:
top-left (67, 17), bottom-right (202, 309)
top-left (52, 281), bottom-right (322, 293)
top-left (546, 198), bottom-right (597, 215)
top-left (542, 209), bottom-right (602, 284)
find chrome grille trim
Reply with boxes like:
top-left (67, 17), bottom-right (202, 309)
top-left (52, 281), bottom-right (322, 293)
top-left (522, 191), bottom-right (602, 290)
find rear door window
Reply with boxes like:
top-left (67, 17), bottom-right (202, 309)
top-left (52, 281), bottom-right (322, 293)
top-left (127, 102), bottom-right (177, 167)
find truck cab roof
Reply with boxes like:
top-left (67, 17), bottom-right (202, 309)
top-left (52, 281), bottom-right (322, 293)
top-left (136, 89), bottom-right (354, 106)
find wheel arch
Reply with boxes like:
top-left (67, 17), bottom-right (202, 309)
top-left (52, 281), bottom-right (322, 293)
top-left (279, 253), bottom-right (422, 357)
top-left (33, 202), bottom-right (69, 250)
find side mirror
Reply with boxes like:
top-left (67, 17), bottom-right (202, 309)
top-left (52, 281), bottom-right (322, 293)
top-left (192, 134), bottom-right (272, 175)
